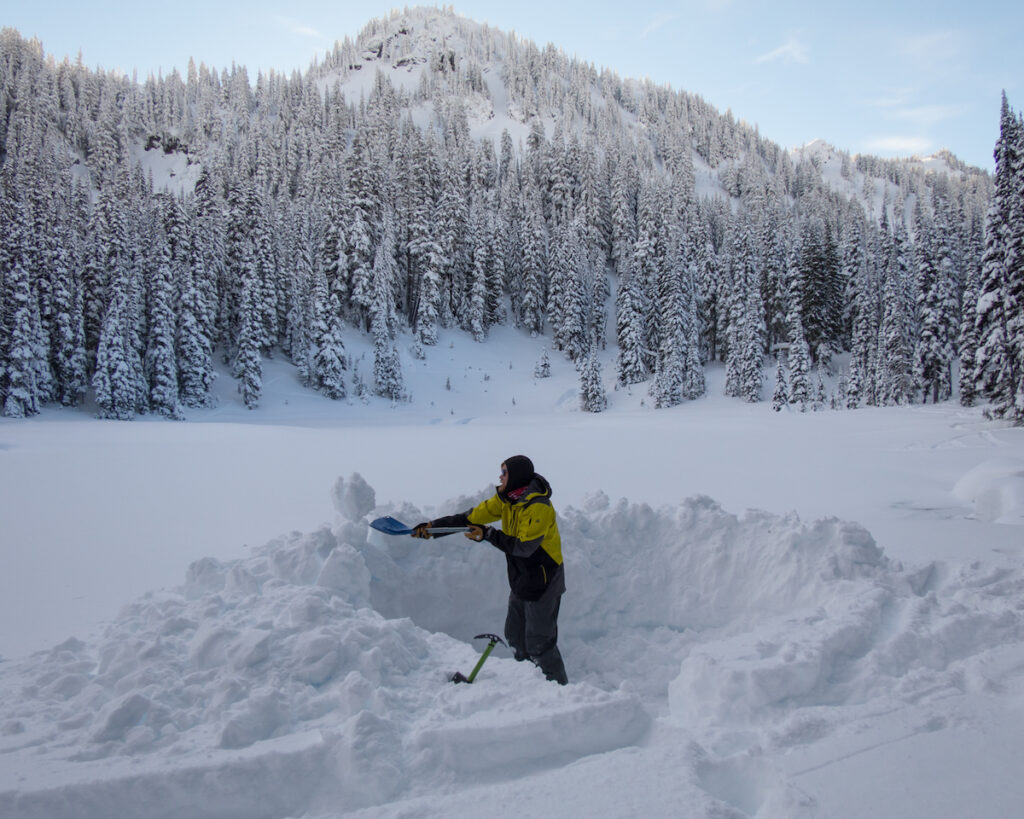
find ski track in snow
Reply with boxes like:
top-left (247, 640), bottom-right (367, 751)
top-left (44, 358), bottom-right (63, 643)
top-left (3, 469), bottom-right (1024, 818)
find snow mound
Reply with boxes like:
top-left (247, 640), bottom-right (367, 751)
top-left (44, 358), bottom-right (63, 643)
top-left (952, 457), bottom-right (1024, 524)
top-left (669, 541), bottom-right (1024, 748)
top-left (3, 474), bottom-right (1024, 818)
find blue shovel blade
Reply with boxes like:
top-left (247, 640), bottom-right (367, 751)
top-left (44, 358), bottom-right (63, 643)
top-left (369, 516), bottom-right (414, 535)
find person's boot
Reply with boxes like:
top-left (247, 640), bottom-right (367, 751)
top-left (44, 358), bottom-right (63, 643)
top-left (536, 646), bottom-right (568, 685)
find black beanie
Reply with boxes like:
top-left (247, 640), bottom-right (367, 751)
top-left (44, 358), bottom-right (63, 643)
top-left (502, 455), bottom-right (535, 492)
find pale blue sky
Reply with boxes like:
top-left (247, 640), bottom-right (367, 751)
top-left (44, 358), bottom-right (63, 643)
top-left (6, 1), bottom-right (1020, 170)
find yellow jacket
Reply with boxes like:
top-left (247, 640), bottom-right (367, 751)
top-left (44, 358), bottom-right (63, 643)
top-left (437, 474), bottom-right (564, 601)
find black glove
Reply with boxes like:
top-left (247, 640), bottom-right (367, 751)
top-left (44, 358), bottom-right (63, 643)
top-left (411, 522), bottom-right (432, 539)
top-left (465, 524), bottom-right (488, 542)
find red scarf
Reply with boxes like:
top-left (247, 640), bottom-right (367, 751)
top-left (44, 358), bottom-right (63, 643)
top-left (507, 485), bottom-right (529, 502)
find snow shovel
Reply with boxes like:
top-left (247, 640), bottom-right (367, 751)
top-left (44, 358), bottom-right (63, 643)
top-left (369, 516), bottom-right (470, 536)
top-left (449, 634), bottom-right (507, 684)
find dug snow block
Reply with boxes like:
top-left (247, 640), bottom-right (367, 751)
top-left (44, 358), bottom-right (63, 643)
top-left (409, 684), bottom-right (649, 774)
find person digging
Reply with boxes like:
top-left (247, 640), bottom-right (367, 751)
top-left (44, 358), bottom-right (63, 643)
top-left (413, 455), bottom-right (568, 685)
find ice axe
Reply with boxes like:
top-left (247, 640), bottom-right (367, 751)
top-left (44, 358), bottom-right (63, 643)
top-left (449, 633), bottom-right (506, 684)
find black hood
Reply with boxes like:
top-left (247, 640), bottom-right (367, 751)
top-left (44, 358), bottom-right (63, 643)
top-left (500, 472), bottom-right (552, 502)
top-left (502, 455), bottom-right (535, 493)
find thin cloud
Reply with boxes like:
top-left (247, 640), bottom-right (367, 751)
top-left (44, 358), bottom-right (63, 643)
top-left (864, 136), bottom-right (933, 155)
top-left (292, 24), bottom-right (323, 39)
top-left (863, 88), bottom-right (916, 109)
top-left (889, 104), bottom-right (963, 127)
top-left (892, 30), bottom-right (968, 78)
top-left (641, 13), bottom-right (679, 38)
top-left (270, 14), bottom-right (326, 41)
top-left (754, 35), bottom-right (808, 65)
top-left (897, 31), bottom-right (962, 64)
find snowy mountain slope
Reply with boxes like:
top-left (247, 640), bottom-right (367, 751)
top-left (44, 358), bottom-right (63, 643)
top-left (181, 5), bottom-right (989, 228)
top-left (315, 12), bottom-right (537, 167)
top-left (317, 7), bottom-right (988, 221)
top-left (791, 138), bottom-right (980, 226)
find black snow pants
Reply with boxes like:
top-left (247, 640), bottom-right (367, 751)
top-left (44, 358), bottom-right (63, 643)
top-left (504, 567), bottom-right (568, 685)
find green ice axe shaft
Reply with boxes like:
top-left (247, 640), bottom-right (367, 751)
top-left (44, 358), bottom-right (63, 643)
top-left (466, 635), bottom-right (501, 682)
top-left (451, 633), bottom-right (506, 684)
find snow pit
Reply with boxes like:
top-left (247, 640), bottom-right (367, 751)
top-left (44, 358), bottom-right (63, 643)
top-left (2, 473), bottom-right (1024, 818)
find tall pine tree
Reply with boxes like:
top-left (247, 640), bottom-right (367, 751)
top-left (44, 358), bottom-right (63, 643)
top-left (973, 93), bottom-right (1024, 421)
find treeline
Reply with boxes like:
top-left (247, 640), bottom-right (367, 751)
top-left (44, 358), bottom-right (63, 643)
top-left (0, 9), bottom-right (1014, 421)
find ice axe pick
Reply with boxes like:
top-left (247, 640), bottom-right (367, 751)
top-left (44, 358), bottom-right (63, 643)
top-left (449, 633), bottom-right (506, 684)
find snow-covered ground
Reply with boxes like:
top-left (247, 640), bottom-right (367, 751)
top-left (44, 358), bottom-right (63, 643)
top-left (2, 327), bottom-right (1024, 818)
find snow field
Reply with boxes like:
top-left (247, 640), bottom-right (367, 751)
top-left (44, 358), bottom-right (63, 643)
top-left (4, 463), bottom-right (1024, 817)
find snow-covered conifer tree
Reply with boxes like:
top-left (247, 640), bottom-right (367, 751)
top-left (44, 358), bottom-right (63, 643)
top-left (234, 271), bottom-right (264, 410)
top-left (651, 241), bottom-right (690, 408)
top-left (534, 348), bottom-right (551, 379)
top-left (404, 129), bottom-right (443, 346)
top-left (813, 364), bottom-right (827, 411)
top-left (188, 166), bottom-right (224, 358)
top-left (145, 234), bottom-right (182, 418)
top-left (252, 194), bottom-right (279, 352)
top-left (609, 147), bottom-right (638, 279)
top-left (519, 194), bottom-right (547, 336)
top-left (634, 182), bottom-right (668, 374)
top-left (49, 189), bottom-right (88, 408)
top-left (310, 260), bottom-right (348, 400)
top-left (878, 264), bottom-right (915, 405)
top-left (579, 345), bottom-right (607, 412)
top-left (177, 190), bottom-right (217, 408)
top-left (877, 214), bottom-right (916, 406)
top-left (416, 246), bottom-right (443, 346)
top-left (91, 174), bottom-right (146, 420)
top-left (465, 201), bottom-right (490, 342)
top-left (723, 286), bottom-right (743, 398)
top-left (796, 214), bottom-right (843, 363)
top-left (973, 93), bottom-right (1024, 421)
top-left (723, 221), bottom-right (765, 403)
top-left (346, 206), bottom-right (375, 331)
top-left (913, 205), bottom-right (957, 403)
top-left (616, 261), bottom-right (647, 386)
top-left (1, 203), bottom-right (42, 418)
top-left (93, 280), bottom-right (142, 420)
top-left (787, 312), bottom-right (811, 411)
top-left (371, 220), bottom-right (404, 400)
top-left (228, 177), bottom-right (264, 409)
top-left (739, 284), bottom-right (766, 403)
top-left (548, 219), bottom-right (587, 361)
top-left (772, 359), bottom-right (788, 412)
top-left (958, 263), bottom-right (980, 407)
top-left (846, 228), bottom-right (880, 409)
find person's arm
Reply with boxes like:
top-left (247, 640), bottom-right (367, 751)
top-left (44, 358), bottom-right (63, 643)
top-left (428, 510), bottom-right (470, 528)
top-left (471, 504), bottom-right (550, 557)
top-left (414, 495), bottom-right (503, 537)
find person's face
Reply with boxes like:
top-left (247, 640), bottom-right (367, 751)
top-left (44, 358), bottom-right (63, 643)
top-left (499, 463), bottom-right (508, 492)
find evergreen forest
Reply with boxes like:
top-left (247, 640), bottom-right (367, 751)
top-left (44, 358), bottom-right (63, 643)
top-left (1, 8), bottom-right (1022, 421)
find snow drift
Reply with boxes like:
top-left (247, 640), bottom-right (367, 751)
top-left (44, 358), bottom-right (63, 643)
top-left (952, 457), bottom-right (1024, 524)
top-left (2, 473), bottom-right (1023, 818)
